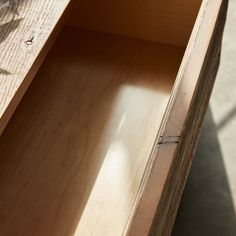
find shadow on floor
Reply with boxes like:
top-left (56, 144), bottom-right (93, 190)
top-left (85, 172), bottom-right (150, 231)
top-left (172, 107), bottom-right (236, 236)
top-left (217, 106), bottom-right (236, 131)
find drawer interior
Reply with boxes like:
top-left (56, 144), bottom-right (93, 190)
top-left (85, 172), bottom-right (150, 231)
top-left (68, 0), bottom-right (202, 46)
top-left (0, 1), bottom-right (202, 235)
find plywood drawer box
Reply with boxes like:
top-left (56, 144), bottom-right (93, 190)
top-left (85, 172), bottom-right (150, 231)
top-left (0, 0), bottom-right (228, 235)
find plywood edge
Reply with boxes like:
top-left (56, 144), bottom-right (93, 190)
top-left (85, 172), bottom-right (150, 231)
top-left (125, 0), bottom-right (228, 235)
top-left (0, 0), bottom-right (72, 135)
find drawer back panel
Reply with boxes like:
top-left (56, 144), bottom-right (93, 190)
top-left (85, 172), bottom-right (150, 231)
top-left (67, 0), bottom-right (202, 46)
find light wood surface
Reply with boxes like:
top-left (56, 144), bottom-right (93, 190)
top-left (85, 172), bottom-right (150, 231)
top-left (0, 0), bottom-right (226, 235)
top-left (0, 0), bottom-right (71, 135)
top-left (68, 0), bottom-right (202, 46)
top-left (125, 0), bottom-right (228, 235)
top-left (0, 27), bottom-right (184, 236)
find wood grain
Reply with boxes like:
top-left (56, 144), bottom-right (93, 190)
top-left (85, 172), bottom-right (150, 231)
top-left (151, 2), bottom-right (228, 234)
top-left (0, 0), bottom-right (226, 235)
top-left (0, 0), bottom-right (71, 135)
top-left (67, 0), bottom-right (202, 46)
top-left (125, 0), bottom-right (228, 235)
top-left (0, 28), bottom-right (184, 236)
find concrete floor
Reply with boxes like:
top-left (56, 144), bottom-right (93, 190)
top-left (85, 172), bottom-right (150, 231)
top-left (172, 1), bottom-right (236, 235)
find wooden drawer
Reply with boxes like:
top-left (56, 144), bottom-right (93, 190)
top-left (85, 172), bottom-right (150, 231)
top-left (0, 0), bottom-right (228, 235)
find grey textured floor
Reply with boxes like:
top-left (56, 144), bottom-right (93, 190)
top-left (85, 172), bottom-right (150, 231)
top-left (172, 1), bottom-right (236, 235)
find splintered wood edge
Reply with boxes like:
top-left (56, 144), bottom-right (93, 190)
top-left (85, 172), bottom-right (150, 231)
top-left (125, 0), bottom-right (227, 235)
top-left (0, 0), bottom-right (71, 135)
